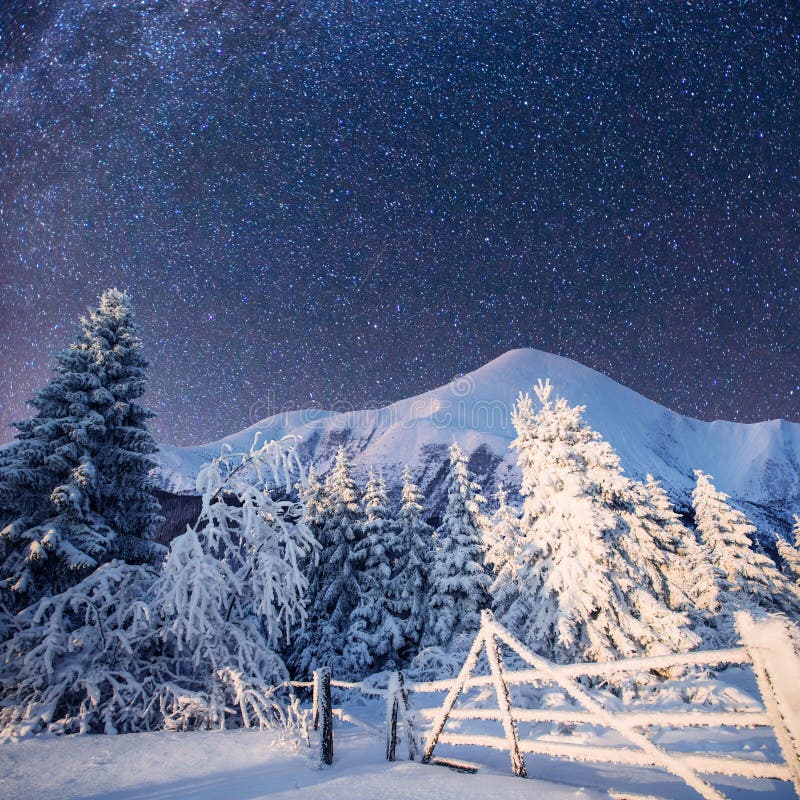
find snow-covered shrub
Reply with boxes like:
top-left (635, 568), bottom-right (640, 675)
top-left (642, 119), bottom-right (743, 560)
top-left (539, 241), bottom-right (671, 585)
top-left (0, 561), bottom-right (159, 739)
top-left (405, 644), bottom-right (466, 682)
top-left (151, 435), bottom-right (316, 730)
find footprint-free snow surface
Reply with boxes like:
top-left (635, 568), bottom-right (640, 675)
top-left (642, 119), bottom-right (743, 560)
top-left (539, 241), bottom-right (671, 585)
top-left (155, 349), bottom-right (800, 538)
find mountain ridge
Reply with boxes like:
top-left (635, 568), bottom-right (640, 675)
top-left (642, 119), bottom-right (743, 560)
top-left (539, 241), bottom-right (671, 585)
top-left (154, 348), bottom-right (800, 541)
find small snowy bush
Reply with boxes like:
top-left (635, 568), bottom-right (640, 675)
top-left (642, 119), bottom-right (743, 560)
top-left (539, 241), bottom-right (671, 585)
top-left (0, 561), bottom-right (159, 738)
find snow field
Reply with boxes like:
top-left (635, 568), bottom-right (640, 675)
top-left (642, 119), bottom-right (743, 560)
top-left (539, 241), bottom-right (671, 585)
top-left (0, 726), bottom-right (606, 800)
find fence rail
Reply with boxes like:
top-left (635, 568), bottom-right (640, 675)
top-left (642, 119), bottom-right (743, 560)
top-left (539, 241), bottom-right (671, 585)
top-left (290, 610), bottom-right (800, 800)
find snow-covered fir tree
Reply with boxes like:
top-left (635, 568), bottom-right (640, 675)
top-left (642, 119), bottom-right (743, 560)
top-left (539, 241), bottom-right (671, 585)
top-left (390, 465), bottom-right (433, 659)
top-left (344, 470), bottom-right (403, 677)
top-left (496, 380), bottom-right (698, 664)
top-left (613, 482), bottom-right (702, 656)
top-left (0, 289), bottom-right (162, 608)
top-left (298, 464), bottom-right (327, 530)
top-left (151, 436), bottom-right (315, 729)
top-left (485, 484), bottom-right (520, 569)
top-left (692, 470), bottom-right (798, 617)
top-left (486, 484), bottom-right (523, 621)
top-left (291, 446), bottom-right (364, 678)
top-left (776, 515), bottom-right (800, 584)
top-left (425, 442), bottom-right (491, 648)
top-left (615, 476), bottom-right (720, 646)
top-left (616, 481), bottom-right (675, 606)
top-left (641, 475), bottom-right (720, 628)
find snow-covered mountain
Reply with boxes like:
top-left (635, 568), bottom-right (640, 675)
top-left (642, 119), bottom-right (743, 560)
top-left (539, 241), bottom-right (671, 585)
top-left (155, 349), bottom-right (800, 538)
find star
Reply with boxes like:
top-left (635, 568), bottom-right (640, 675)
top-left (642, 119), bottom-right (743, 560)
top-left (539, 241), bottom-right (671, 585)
top-left (1, 1), bottom-right (798, 446)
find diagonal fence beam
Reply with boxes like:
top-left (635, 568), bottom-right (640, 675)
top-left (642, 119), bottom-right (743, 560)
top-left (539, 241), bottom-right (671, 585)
top-left (483, 610), bottom-right (526, 777)
top-left (486, 613), bottom-right (730, 800)
top-left (421, 624), bottom-right (487, 765)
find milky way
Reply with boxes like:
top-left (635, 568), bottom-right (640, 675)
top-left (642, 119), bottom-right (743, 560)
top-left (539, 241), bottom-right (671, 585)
top-left (1, 1), bottom-right (798, 445)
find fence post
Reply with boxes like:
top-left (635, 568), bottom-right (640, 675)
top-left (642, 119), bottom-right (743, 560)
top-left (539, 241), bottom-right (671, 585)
top-left (737, 612), bottom-right (800, 796)
top-left (312, 672), bottom-right (320, 730)
top-left (400, 670), bottom-right (419, 763)
top-left (386, 670), bottom-right (418, 763)
top-left (386, 673), bottom-right (400, 762)
top-left (313, 667), bottom-right (333, 766)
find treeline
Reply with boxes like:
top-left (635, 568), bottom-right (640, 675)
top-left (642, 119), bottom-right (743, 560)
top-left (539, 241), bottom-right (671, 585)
top-left (291, 442), bottom-right (489, 679)
top-left (293, 380), bottom-right (800, 680)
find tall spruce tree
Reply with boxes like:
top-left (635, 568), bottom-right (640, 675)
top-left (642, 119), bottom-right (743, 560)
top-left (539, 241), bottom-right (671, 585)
top-left (692, 471), bottom-right (798, 618)
top-left (344, 470), bottom-right (403, 677)
top-left (0, 289), bottom-right (162, 606)
top-left (390, 465), bottom-right (433, 659)
top-left (425, 442), bottom-right (490, 648)
top-left (496, 380), bottom-right (698, 663)
top-left (291, 446), bottom-right (363, 677)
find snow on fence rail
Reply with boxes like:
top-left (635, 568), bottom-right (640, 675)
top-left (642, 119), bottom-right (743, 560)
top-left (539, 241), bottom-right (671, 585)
top-left (290, 610), bottom-right (800, 800)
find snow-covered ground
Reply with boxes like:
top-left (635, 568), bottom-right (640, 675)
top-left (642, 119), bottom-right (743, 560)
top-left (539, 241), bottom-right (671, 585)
top-left (0, 725), bottom-right (605, 800)
top-left (2, 679), bottom-right (796, 800)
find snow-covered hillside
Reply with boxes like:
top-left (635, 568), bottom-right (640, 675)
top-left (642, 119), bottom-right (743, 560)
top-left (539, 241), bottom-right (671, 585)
top-left (155, 349), bottom-right (800, 538)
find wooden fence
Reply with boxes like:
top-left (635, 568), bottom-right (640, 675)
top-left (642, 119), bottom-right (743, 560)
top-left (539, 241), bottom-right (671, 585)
top-left (291, 610), bottom-right (800, 800)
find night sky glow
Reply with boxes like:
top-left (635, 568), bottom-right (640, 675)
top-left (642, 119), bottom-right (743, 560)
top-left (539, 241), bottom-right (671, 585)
top-left (1, 1), bottom-right (798, 446)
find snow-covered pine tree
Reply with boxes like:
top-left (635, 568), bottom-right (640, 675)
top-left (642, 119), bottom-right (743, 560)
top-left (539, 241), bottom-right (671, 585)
top-left (390, 465), bottom-right (433, 659)
top-left (485, 484), bottom-right (520, 570)
top-left (692, 470), bottom-right (798, 617)
top-left (291, 446), bottom-right (364, 678)
top-left (152, 436), bottom-right (315, 730)
top-left (641, 475), bottom-right (720, 629)
top-left (486, 484), bottom-right (523, 621)
top-left (344, 470), bottom-right (403, 677)
top-left (613, 484), bottom-right (703, 656)
top-left (0, 289), bottom-right (162, 607)
top-left (298, 464), bottom-right (327, 530)
top-left (776, 515), bottom-right (800, 584)
top-left (425, 442), bottom-right (491, 648)
top-left (498, 380), bottom-right (698, 664)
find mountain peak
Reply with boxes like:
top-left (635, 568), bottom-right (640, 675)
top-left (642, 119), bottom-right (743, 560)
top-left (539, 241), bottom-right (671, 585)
top-left (154, 350), bottom-right (800, 542)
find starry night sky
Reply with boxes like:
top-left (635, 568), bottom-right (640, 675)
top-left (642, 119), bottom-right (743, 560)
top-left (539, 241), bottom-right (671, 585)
top-left (1, 1), bottom-right (798, 446)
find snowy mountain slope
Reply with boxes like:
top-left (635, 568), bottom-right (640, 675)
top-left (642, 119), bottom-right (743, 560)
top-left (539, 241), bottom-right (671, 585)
top-left (154, 349), bottom-right (800, 537)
